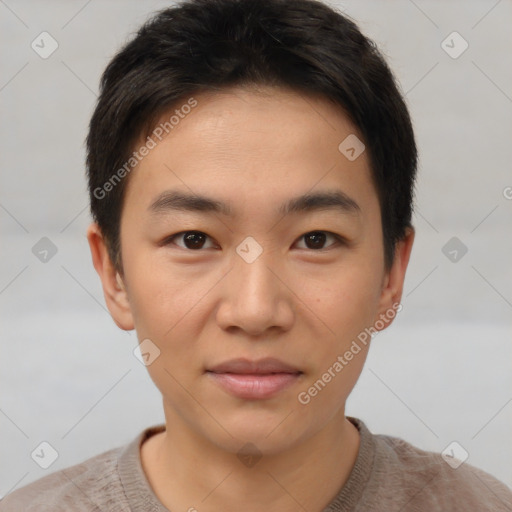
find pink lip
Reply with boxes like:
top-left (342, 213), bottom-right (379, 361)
top-left (206, 358), bottom-right (303, 400)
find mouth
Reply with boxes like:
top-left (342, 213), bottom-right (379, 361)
top-left (206, 357), bottom-right (303, 400)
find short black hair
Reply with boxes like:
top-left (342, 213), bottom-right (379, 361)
top-left (86, 0), bottom-right (417, 272)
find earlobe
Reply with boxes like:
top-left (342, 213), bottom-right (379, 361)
top-left (86, 223), bottom-right (135, 331)
top-left (375, 227), bottom-right (415, 329)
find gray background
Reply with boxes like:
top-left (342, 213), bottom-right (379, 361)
top-left (1, 0), bottom-right (511, 497)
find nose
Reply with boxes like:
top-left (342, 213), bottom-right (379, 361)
top-left (215, 247), bottom-right (295, 337)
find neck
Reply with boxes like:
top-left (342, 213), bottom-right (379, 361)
top-left (141, 407), bottom-right (360, 512)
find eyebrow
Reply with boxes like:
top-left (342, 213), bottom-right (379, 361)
top-left (149, 189), bottom-right (361, 217)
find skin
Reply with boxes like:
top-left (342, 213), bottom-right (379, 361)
top-left (87, 84), bottom-right (414, 512)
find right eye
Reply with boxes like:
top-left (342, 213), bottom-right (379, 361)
top-left (163, 231), bottom-right (217, 250)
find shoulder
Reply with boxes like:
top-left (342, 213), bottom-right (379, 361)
top-left (370, 431), bottom-right (512, 511)
top-left (0, 445), bottom-right (128, 512)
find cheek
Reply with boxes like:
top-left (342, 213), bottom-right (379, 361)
top-left (121, 243), bottom-right (178, 334)
top-left (294, 273), bottom-right (378, 421)
top-left (123, 248), bottom-right (228, 373)
top-left (126, 263), bottom-right (208, 397)
top-left (128, 264), bottom-right (204, 340)
top-left (306, 265), bottom-right (382, 342)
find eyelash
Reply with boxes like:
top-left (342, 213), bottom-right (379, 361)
top-left (162, 230), bottom-right (346, 251)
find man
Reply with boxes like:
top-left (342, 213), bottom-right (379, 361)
top-left (2, 0), bottom-right (511, 510)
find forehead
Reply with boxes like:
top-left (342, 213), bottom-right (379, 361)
top-left (123, 85), bottom-right (378, 221)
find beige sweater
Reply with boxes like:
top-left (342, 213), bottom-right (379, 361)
top-left (1, 417), bottom-right (511, 511)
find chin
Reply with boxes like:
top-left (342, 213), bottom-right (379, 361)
top-left (205, 409), bottom-right (309, 456)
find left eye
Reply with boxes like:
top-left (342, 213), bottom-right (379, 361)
top-left (295, 231), bottom-right (342, 250)
top-left (163, 230), bottom-right (342, 251)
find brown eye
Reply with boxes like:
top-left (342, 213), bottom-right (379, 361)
top-left (296, 231), bottom-right (341, 250)
top-left (166, 231), bottom-right (215, 250)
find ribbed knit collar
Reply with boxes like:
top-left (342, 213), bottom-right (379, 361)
top-left (117, 416), bottom-right (375, 512)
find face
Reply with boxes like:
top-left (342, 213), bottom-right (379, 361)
top-left (89, 85), bottom-right (413, 456)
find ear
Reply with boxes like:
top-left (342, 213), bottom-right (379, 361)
top-left (374, 226), bottom-right (415, 330)
top-left (86, 223), bottom-right (134, 331)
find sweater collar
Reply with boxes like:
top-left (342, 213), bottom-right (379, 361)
top-left (117, 416), bottom-right (375, 512)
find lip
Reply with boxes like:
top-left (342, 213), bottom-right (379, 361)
top-left (206, 358), bottom-right (303, 400)
top-left (207, 357), bottom-right (301, 374)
